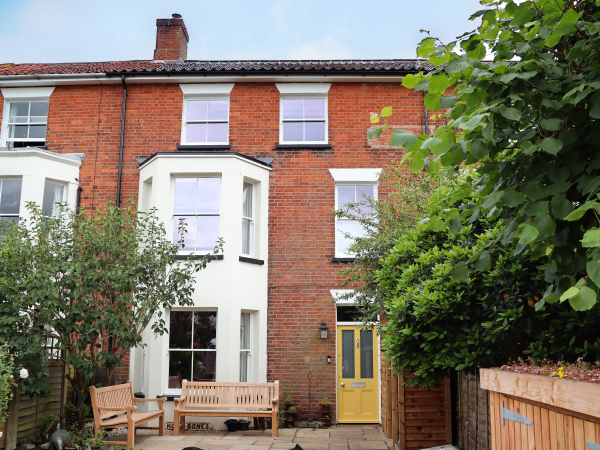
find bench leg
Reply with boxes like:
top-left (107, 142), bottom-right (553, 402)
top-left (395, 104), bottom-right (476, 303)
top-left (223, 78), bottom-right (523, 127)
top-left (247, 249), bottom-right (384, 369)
top-left (159, 413), bottom-right (164, 436)
top-left (127, 427), bottom-right (135, 449)
top-left (180, 414), bottom-right (185, 435)
top-left (272, 411), bottom-right (278, 437)
top-left (173, 410), bottom-right (179, 436)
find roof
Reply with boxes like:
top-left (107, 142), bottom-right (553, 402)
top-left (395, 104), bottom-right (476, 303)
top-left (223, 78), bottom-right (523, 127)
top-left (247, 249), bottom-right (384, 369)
top-left (0, 60), bottom-right (441, 77)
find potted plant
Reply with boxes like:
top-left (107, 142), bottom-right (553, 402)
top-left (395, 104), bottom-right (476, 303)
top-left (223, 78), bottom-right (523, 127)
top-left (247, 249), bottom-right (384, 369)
top-left (278, 410), bottom-right (286, 430)
top-left (224, 419), bottom-right (240, 432)
top-left (320, 397), bottom-right (331, 414)
top-left (284, 395), bottom-right (294, 410)
top-left (321, 415), bottom-right (331, 429)
top-left (285, 406), bottom-right (298, 428)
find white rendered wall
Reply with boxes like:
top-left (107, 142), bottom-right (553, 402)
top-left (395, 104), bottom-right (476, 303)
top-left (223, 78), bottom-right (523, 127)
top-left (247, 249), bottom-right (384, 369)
top-left (0, 149), bottom-right (81, 219)
top-left (135, 154), bottom-right (270, 429)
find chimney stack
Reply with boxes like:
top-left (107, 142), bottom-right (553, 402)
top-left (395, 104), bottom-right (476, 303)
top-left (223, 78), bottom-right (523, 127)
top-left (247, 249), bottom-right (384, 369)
top-left (154, 14), bottom-right (189, 62)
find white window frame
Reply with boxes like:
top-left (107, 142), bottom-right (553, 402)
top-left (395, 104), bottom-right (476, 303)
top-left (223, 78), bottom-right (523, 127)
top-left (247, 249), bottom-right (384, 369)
top-left (0, 87), bottom-right (55, 148)
top-left (0, 177), bottom-right (23, 224)
top-left (179, 84), bottom-right (234, 145)
top-left (165, 308), bottom-right (218, 395)
top-left (42, 178), bottom-right (68, 219)
top-left (330, 168), bottom-right (382, 258)
top-left (172, 175), bottom-right (222, 255)
top-left (241, 180), bottom-right (255, 257)
top-left (276, 83), bottom-right (331, 145)
top-left (240, 311), bottom-right (252, 382)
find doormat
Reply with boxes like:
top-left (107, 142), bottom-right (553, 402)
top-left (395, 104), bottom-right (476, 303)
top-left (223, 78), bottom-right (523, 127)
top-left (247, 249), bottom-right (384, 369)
top-left (164, 422), bottom-right (213, 431)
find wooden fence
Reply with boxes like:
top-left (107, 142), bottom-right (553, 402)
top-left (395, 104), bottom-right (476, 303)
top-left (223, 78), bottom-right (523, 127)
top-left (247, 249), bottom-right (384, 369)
top-left (381, 356), bottom-right (452, 449)
top-left (458, 371), bottom-right (491, 450)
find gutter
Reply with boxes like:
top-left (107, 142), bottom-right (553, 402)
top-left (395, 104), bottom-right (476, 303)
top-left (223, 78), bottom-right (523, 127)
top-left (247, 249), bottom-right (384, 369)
top-left (116, 75), bottom-right (127, 208)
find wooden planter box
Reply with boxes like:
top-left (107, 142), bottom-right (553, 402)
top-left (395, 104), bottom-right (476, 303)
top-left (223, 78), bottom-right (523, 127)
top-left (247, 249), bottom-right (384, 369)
top-left (480, 368), bottom-right (600, 449)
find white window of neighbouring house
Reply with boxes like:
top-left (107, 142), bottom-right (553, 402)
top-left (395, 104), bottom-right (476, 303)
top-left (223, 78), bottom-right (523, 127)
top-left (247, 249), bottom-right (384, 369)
top-left (179, 84), bottom-right (234, 145)
top-left (168, 311), bottom-right (217, 389)
top-left (276, 83), bottom-right (331, 144)
top-left (240, 312), bottom-right (251, 382)
top-left (329, 168), bottom-right (382, 258)
top-left (42, 180), bottom-right (67, 218)
top-left (0, 178), bottom-right (22, 226)
top-left (242, 182), bottom-right (254, 256)
top-left (173, 177), bottom-right (221, 253)
top-left (7, 101), bottom-right (49, 147)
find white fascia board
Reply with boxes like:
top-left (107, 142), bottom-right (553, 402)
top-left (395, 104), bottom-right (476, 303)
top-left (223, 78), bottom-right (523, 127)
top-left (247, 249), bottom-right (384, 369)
top-left (331, 289), bottom-right (356, 303)
top-left (0, 74), bottom-right (404, 88)
top-left (179, 83), bottom-right (235, 95)
top-left (138, 153), bottom-right (272, 171)
top-left (329, 168), bottom-right (382, 183)
top-left (276, 83), bottom-right (332, 94)
top-left (0, 149), bottom-right (83, 168)
top-left (1, 86), bottom-right (55, 99)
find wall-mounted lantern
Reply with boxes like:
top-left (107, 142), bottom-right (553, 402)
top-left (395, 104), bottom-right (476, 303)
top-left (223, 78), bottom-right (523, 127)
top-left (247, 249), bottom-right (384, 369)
top-left (319, 322), bottom-right (329, 339)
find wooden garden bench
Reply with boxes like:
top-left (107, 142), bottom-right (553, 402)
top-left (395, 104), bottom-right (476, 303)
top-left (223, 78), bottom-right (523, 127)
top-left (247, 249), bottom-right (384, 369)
top-left (90, 381), bottom-right (166, 448)
top-left (174, 380), bottom-right (279, 436)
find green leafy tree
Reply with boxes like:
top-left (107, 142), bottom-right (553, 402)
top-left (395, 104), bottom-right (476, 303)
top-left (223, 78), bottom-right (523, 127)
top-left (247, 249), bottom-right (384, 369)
top-left (0, 202), bottom-right (222, 425)
top-left (370, 0), bottom-right (600, 310)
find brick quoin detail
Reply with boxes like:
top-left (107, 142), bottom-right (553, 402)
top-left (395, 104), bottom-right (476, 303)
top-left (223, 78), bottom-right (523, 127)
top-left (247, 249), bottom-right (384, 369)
top-left (0, 82), bottom-right (427, 420)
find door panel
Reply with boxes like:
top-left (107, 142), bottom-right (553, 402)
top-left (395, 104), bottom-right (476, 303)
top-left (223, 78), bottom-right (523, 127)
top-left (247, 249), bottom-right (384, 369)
top-left (337, 325), bottom-right (379, 423)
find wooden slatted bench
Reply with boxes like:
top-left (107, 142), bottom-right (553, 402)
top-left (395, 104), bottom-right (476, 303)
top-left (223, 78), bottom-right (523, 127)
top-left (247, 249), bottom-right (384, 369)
top-left (174, 380), bottom-right (279, 436)
top-left (90, 381), bottom-right (166, 448)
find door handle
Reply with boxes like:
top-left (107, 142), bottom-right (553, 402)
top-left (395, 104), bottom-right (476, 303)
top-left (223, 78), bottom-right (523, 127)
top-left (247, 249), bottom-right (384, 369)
top-left (340, 383), bottom-right (345, 387)
top-left (356, 338), bottom-right (359, 348)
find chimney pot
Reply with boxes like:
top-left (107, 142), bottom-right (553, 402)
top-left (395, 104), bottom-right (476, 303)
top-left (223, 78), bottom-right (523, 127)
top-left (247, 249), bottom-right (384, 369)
top-left (154, 15), bottom-right (189, 62)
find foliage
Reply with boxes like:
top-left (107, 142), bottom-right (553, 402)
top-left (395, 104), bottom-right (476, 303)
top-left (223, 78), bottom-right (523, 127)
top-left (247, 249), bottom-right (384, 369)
top-left (378, 171), bottom-right (600, 386)
top-left (63, 402), bottom-right (90, 431)
top-left (333, 168), bottom-right (439, 323)
top-left (0, 202), bottom-right (222, 411)
top-left (370, 0), bottom-right (600, 310)
top-left (284, 396), bottom-right (293, 404)
top-left (37, 414), bottom-right (59, 442)
top-left (320, 397), bottom-right (330, 405)
top-left (20, 436), bottom-right (36, 445)
top-left (497, 356), bottom-right (600, 383)
top-left (287, 406), bottom-right (297, 413)
top-left (66, 428), bottom-right (105, 449)
top-left (0, 345), bottom-right (16, 427)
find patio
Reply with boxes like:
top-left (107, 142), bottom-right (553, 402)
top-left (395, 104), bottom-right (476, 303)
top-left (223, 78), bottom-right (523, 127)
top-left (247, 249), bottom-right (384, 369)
top-left (131, 424), bottom-right (394, 450)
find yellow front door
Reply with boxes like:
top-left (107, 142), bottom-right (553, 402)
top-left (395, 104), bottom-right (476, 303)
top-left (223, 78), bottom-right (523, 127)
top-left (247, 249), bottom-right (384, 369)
top-left (336, 325), bottom-right (379, 423)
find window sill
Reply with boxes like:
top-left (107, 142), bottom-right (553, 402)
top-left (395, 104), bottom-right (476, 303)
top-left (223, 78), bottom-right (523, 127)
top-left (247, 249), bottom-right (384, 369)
top-left (177, 144), bottom-right (231, 150)
top-left (332, 257), bottom-right (356, 263)
top-left (158, 394), bottom-right (178, 402)
top-left (239, 256), bottom-right (264, 265)
top-left (175, 254), bottom-right (224, 261)
top-left (275, 143), bottom-right (332, 150)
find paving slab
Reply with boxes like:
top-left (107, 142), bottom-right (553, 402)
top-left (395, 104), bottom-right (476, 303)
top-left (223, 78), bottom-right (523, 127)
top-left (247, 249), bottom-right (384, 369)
top-left (228, 445), bottom-right (271, 450)
top-left (348, 440), bottom-right (389, 450)
top-left (295, 429), bottom-right (329, 438)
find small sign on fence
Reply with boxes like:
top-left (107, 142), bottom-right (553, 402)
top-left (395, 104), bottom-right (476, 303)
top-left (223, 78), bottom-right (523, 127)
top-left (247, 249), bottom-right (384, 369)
top-left (164, 422), bottom-right (213, 431)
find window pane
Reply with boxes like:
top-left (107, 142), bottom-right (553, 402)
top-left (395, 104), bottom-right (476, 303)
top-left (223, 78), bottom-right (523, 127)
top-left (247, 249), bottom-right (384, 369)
top-left (193, 311), bottom-right (217, 349)
top-left (240, 352), bottom-right (249, 382)
top-left (360, 330), bottom-right (374, 379)
top-left (282, 99), bottom-right (303, 119)
top-left (242, 182), bottom-right (253, 218)
top-left (187, 100), bottom-right (207, 121)
top-left (9, 125), bottom-right (28, 139)
top-left (9, 103), bottom-right (29, 118)
top-left (282, 122), bottom-right (303, 142)
top-left (174, 178), bottom-right (197, 213)
top-left (240, 313), bottom-right (251, 350)
top-left (42, 181), bottom-right (66, 217)
top-left (207, 122), bottom-right (228, 142)
top-left (208, 100), bottom-right (228, 121)
top-left (337, 185), bottom-right (355, 209)
top-left (31, 116), bottom-right (47, 123)
top-left (187, 123), bottom-right (207, 143)
top-left (242, 218), bottom-right (252, 255)
top-left (336, 219), bottom-right (355, 254)
top-left (357, 185), bottom-right (374, 215)
top-left (30, 102), bottom-right (49, 117)
top-left (196, 216), bottom-right (219, 252)
top-left (169, 351), bottom-right (192, 385)
top-left (341, 330), bottom-right (355, 379)
top-left (0, 179), bottom-right (22, 215)
top-left (194, 351), bottom-right (216, 382)
top-left (305, 98), bottom-right (325, 119)
top-left (305, 121), bottom-right (325, 142)
top-left (169, 311), bottom-right (193, 349)
top-left (197, 178), bottom-right (220, 213)
top-left (337, 305), bottom-right (362, 322)
top-left (173, 216), bottom-right (197, 251)
top-left (28, 125), bottom-right (47, 139)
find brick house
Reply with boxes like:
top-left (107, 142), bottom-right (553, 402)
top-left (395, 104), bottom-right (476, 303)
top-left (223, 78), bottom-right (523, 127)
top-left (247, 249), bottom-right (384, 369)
top-left (0, 14), bottom-right (433, 428)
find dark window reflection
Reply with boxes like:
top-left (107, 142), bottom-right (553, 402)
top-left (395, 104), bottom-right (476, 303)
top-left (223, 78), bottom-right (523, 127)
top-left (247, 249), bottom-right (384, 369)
top-left (337, 305), bottom-right (362, 322)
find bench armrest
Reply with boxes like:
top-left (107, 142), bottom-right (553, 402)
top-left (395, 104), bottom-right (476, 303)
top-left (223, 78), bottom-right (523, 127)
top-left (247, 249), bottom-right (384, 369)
top-left (174, 397), bottom-right (186, 411)
top-left (271, 397), bottom-right (278, 411)
top-left (97, 406), bottom-right (137, 412)
top-left (135, 397), bottom-right (166, 411)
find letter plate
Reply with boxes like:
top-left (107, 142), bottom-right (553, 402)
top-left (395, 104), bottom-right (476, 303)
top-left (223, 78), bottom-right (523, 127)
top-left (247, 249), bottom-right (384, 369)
top-left (350, 382), bottom-right (366, 388)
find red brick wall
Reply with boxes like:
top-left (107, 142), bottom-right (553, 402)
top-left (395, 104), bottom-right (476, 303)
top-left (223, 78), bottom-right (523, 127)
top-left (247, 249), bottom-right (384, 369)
top-left (5, 80), bottom-right (426, 420)
top-left (154, 18), bottom-right (189, 61)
